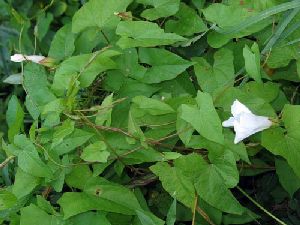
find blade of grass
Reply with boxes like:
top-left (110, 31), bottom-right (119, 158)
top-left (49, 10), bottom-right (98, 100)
top-left (262, 8), bottom-right (300, 54)
top-left (214, 1), bottom-right (300, 35)
top-left (237, 186), bottom-right (287, 225)
top-left (284, 37), bottom-right (300, 46)
top-left (236, 8), bottom-right (300, 86)
top-left (277, 21), bottom-right (300, 44)
top-left (0, 25), bottom-right (19, 36)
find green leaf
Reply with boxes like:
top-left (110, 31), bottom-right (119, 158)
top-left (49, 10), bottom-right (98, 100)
top-left (243, 43), bottom-right (261, 82)
top-left (6, 95), bottom-right (24, 142)
top-left (52, 129), bottom-right (94, 155)
top-left (12, 168), bottom-right (41, 199)
top-left (127, 109), bottom-right (144, 141)
top-left (203, 4), bottom-right (271, 47)
top-left (241, 81), bottom-right (279, 103)
top-left (25, 96), bottom-right (40, 121)
top-left (13, 135), bottom-right (53, 178)
top-left (114, 48), bottom-right (146, 79)
top-left (267, 44), bottom-right (299, 69)
top-left (224, 130), bottom-right (250, 163)
top-left (262, 105), bottom-right (300, 178)
top-left (208, 149), bottom-right (239, 188)
top-left (51, 1), bottom-right (67, 17)
top-left (84, 175), bottom-right (147, 212)
top-left (159, 73), bottom-right (196, 96)
top-left (51, 119), bottom-right (75, 148)
top-left (116, 21), bottom-right (186, 49)
top-left (24, 64), bottom-right (56, 118)
top-left (74, 28), bottom-right (103, 54)
top-left (20, 204), bottom-right (63, 225)
top-left (60, 176), bottom-right (162, 221)
top-left (116, 48), bottom-right (194, 84)
top-left (150, 161), bottom-right (195, 208)
top-left (215, 86), bottom-right (276, 117)
top-left (36, 196), bottom-right (56, 215)
top-left (193, 48), bottom-right (235, 96)
top-left (165, 2), bottom-right (207, 36)
top-left (191, 0), bottom-right (205, 11)
top-left (180, 92), bottom-right (224, 144)
top-left (3, 73), bottom-right (22, 85)
top-left (182, 155), bottom-right (244, 214)
top-left (122, 147), bottom-right (168, 165)
top-left (95, 94), bottom-right (114, 126)
top-left (137, 48), bottom-right (194, 83)
top-left (176, 154), bottom-right (244, 214)
top-left (138, 0), bottom-right (180, 21)
top-left (58, 192), bottom-right (134, 219)
top-left (176, 107), bottom-right (193, 145)
top-left (65, 165), bottom-right (93, 190)
top-left (70, 212), bottom-right (111, 225)
top-left (17, 154), bottom-right (51, 179)
top-left (48, 23), bottom-right (75, 60)
top-left (203, 3), bottom-right (245, 25)
top-left (0, 190), bottom-right (17, 210)
top-left (36, 12), bottom-right (53, 41)
top-left (132, 96), bottom-right (174, 115)
top-left (214, 1), bottom-right (300, 35)
top-left (276, 158), bottom-right (300, 198)
top-left (136, 210), bottom-right (163, 225)
top-left (223, 210), bottom-right (260, 225)
top-left (52, 50), bottom-right (121, 95)
top-left (80, 141), bottom-right (110, 163)
top-left (72, 0), bottom-right (133, 33)
top-left (166, 198), bottom-right (176, 225)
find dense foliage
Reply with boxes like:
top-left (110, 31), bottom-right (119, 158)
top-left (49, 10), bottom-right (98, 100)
top-left (1, 0), bottom-right (300, 224)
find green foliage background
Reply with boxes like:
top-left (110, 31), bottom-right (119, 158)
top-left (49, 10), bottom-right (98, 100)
top-left (1, 0), bottom-right (300, 224)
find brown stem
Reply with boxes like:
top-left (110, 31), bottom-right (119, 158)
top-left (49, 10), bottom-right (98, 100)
top-left (0, 156), bottom-right (15, 169)
top-left (196, 206), bottom-right (216, 225)
top-left (77, 112), bottom-right (126, 167)
top-left (192, 193), bottom-right (198, 225)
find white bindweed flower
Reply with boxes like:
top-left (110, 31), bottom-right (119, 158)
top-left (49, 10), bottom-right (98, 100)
top-left (10, 54), bottom-right (45, 64)
top-left (222, 100), bottom-right (272, 144)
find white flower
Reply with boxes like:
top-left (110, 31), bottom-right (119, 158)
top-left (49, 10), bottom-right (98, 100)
top-left (222, 100), bottom-right (272, 144)
top-left (10, 54), bottom-right (45, 64)
top-left (10, 54), bottom-right (26, 62)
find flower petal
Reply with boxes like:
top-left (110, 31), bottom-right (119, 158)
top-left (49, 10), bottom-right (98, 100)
top-left (221, 100), bottom-right (273, 144)
top-left (10, 54), bottom-right (46, 64)
top-left (10, 54), bottom-right (26, 62)
top-left (233, 113), bottom-right (272, 144)
top-left (231, 99), bottom-right (251, 117)
top-left (222, 117), bottom-right (235, 127)
top-left (233, 118), bottom-right (254, 143)
top-left (234, 130), bottom-right (251, 144)
top-left (26, 55), bottom-right (46, 63)
top-left (239, 113), bottom-right (272, 133)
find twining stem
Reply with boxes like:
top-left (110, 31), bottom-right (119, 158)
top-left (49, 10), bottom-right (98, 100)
top-left (101, 30), bottom-right (110, 44)
top-left (0, 156), bottom-right (15, 169)
top-left (34, 142), bottom-right (91, 168)
top-left (77, 111), bottom-right (125, 166)
top-left (237, 186), bottom-right (287, 225)
top-left (196, 206), bottom-right (216, 225)
top-left (192, 193), bottom-right (198, 225)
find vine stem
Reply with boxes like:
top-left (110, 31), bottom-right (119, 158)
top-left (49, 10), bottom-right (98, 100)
top-left (34, 142), bottom-right (91, 168)
top-left (196, 206), bottom-right (215, 225)
top-left (237, 186), bottom-right (287, 225)
top-left (0, 156), bottom-right (15, 169)
top-left (192, 193), bottom-right (198, 225)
